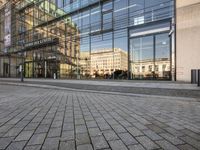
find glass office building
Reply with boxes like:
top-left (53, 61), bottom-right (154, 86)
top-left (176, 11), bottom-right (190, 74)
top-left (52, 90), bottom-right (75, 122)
top-left (0, 0), bottom-right (175, 80)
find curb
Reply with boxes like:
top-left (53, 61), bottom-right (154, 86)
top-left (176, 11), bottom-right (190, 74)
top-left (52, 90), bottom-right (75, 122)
top-left (0, 81), bottom-right (199, 102)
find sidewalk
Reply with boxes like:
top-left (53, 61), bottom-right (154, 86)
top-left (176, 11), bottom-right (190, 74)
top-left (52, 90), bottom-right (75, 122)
top-left (0, 78), bottom-right (200, 99)
top-left (0, 84), bottom-right (200, 150)
top-left (0, 78), bottom-right (199, 90)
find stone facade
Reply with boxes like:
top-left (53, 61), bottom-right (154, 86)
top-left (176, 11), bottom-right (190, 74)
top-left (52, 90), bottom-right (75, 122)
top-left (176, 0), bottom-right (200, 81)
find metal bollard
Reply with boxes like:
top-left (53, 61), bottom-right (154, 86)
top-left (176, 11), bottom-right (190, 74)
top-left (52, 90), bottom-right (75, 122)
top-left (198, 70), bottom-right (200, 87)
top-left (19, 65), bottom-right (24, 82)
top-left (191, 69), bottom-right (197, 84)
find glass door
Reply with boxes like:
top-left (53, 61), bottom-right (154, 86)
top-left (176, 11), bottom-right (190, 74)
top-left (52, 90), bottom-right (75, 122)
top-left (130, 35), bottom-right (154, 79)
top-left (129, 33), bottom-right (171, 80)
top-left (155, 33), bottom-right (171, 80)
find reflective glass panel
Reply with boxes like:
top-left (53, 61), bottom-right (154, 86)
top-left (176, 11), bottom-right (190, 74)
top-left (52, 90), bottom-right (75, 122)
top-left (130, 35), bottom-right (154, 79)
top-left (155, 33), bottom-right (171, 79)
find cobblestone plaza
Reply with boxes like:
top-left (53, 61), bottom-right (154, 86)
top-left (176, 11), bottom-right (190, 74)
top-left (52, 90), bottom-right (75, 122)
top-left (0, 83), bottom-right (199, 150)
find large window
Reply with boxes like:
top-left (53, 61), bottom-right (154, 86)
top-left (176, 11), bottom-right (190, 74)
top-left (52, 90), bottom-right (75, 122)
top-left (130, 32), bottom-right (171, 80)
top-left (114, 0), bottom-right (128, 29)
top-left (145, 0), bottom-right (172, 22)
top-left (102, 1), bottom-right (113, 31)
top-left (91, 6), bottom-right (101, 33)
top-left (155, 33), bottom-right (170, 79)
top-left (130, 35), bottom-right (154, 79)
top-left (129, 0), bottom-right (145, 26)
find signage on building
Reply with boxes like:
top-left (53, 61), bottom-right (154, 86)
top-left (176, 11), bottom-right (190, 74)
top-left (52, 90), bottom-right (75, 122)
top-left (4, 3), bottom-right (11, 48)
top-left (24, 38), bottom-right (59, 48)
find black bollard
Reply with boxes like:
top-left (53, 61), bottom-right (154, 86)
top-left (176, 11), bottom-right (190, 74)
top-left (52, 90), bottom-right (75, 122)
top-left (19, 64), bottom-right (24, 82)
top-left (198, 70), bottom-right (200, 87)
top-left (191, 69), bottom-right (197, 84)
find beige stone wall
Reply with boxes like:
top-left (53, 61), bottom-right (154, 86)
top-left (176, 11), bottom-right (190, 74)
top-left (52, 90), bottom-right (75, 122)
top-left (176, 0), bottom-right (200, 82)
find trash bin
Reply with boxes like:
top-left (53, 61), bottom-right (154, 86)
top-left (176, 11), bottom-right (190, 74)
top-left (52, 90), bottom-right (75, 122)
top-left (191, 69), bottom-right (198, 84)
top-left (198, 70), bottom-right (200, 87)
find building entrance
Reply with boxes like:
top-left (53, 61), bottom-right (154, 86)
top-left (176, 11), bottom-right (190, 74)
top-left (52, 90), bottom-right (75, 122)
top-left (3, 63), bottom-right (10, 77)
top-left (24, 59), bottom-right (59, 78)
top-left (129, 32), bottom-right (171, 80)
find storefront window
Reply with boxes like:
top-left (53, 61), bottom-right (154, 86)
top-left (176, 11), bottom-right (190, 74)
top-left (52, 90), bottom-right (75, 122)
top-left (130, 31), bottom-right (171, 80)
top-left (155, 33), bottom-right (171, 79)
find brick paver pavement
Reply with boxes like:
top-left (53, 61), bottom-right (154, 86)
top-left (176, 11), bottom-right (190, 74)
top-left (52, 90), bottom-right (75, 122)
top-left (0, 85), bottom-right (200, 150)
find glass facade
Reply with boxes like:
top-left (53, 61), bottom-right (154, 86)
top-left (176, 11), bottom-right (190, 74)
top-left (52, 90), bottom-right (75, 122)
top-left (130, 33), bottom-right (171, 80)
top-left (0, 0), bottom-right (174, 80)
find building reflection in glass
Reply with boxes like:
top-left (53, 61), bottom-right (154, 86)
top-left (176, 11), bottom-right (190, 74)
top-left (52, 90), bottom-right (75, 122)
top-left (0, 0), bottom-right (174, 80)
top-left (16, 0), bottom-right (79, 78)
top-left (130, 33), bottom-right (171, 80)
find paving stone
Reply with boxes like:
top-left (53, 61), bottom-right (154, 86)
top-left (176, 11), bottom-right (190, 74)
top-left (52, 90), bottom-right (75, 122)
top-left (35, 124), bottom-right (50, 133)
top-left (75, 119), bottom-right (85, 125)
top-left (118, 132), bottom-right (138, 146)
top-left (31, 117), bottom-right (43, 123)
top-left (128, 144), bottom-right (145, 150)
top-left (7, 118), bottom-right (21, 125)
top-left (106, 119), bottom-right (119, 126)
top-left (63, 123), bottom-right (74, 131)
top-left (180, 136), bottom-right (200, 149)
top-left (91, 135), bottom-right (109, 150)
top-left (103, 130), bottom-right (119, 141)
top-left (88, 128), bottom-right (102, 137)
top-left (14, 121), bottom-right (30, 128)
top-left (126, 127), bottom-right (144, 137)
top-left (131, 122), bottom-right (148, 130)
top-left (86, 121), bottom-right (98, 128)
top-left (40, 119), bottom-right (53, 125)
top-left (177, 144), bottom-right (197, 150)
top-left (112, 125), bottom-right (127, 133)
top-left (76, 125), bottom-right (87, 134)
top-left (42, 137), bottom-right (59, 150)
top-left (0, 137), bottom-right (13, 149)
top-left (51, 120), bottom-right (63, 128)
top-left (164, 127), bottom-right (185, 137)
top-left (0, 125), bottom-right (13, 134)
top-left (98, 123), bottom-right (111, 131)
top-left (27, 133), bottom-right (46, 145)
top-left (76, 133), bottom-right (91, 145)
top-left (156, 140), bottom-right (180, 150)
top-left (59, 140), bottom-right (75, 150)
top-left (146, 124), bottom-right (166, 134)
top-left (166, 122), bottom-right (185, 130)
top-left (24, 145), bottom-right (42, 150)
top-left (136, 136), bottom-right (160, 150)
top-left (47, 127), bottom-right (61, 137)
top-left (118, 120), bottom-right (132, 127)
top-left (6, 141), bottom-right (26, 150)
top-left (143, 130), bottom-right (163, 141)
top-left (181, 129), bottom-right (200, 141)
top-left (160, 133), bottom-right (185, 145)
top-left (151, 120), bottom-right (169, 128)
top-left (24, 123), bottom-right (39, 131)
top-left (109, 140), bottom-right (128, 150)
top-left (4, 128), bottom-right (23, 137)
top-left (61, 130), bottom-right (74, 141)
top-left (14, 130), bottom-right (34, 141)
top-left (77, 144), bottom-right (93, 150)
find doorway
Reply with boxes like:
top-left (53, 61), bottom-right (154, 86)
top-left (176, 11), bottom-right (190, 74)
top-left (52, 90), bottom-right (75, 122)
top-left (3, 63), bottom-right (10, 77)
top-left (129, 32), bottom-right (171, 80)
